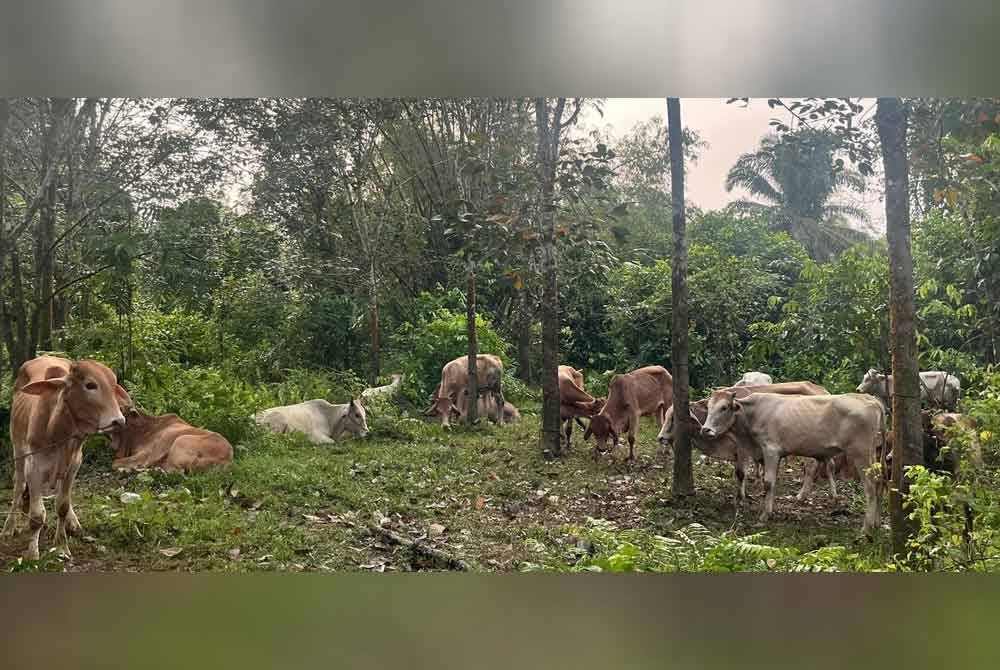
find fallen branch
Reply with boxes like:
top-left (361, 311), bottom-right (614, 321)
top-left (366, 524), bottom-right (473, 572)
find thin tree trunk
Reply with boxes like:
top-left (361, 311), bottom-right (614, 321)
top-left (369, 259), bottom-right (380, 385)
top-left (516, 287), bottom-right (532, 382)
top-left (667, 98), bottom-right (694, 497)
top-left (536, 98), bottom-right (565, 457)
top-left (877, 97), bottom-right (923, 557)
top-left (466, 257), bottom-right (479, 424)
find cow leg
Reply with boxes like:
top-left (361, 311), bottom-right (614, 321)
top-left (54, 447), bottom-right (84, 554)
top-left (2, 457), bottom-right (27, 536)
top-left (826, 458), bottom-right (838, 500)
top-left (627, 431), bottom-right (636, 462)
top-left (23, 459), bottom-right (47, 560)
top-left (563, 418), bottom-right (573, 451)
top-left (796, 460), bottom-right (818, 501)
top-left (759, 448), bottom-right (780, 524)
top-left (494, 390), bottom-right (505, 425)
top-left (733, 454), bottom-right (748, 513)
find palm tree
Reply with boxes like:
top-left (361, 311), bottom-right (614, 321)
top-left (725, 128), bottom-right (871, 260)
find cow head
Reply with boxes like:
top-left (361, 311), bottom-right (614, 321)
top-left (700, 390), bottom-right (739, 439)
top-left (20, 360), bottom-right (130, 435)
top-left (657, 404), bottom-right (703, 449)
top-left (583, 414), bottom-right (617, 452)
top-left (423, 390), bottom-right (461, 428)
top-left (589, 397), bottom-right (607, 414)
top-left (856, 368), bottom-right (886, 396)
top-left (344, 398), bottom-right (369, 438)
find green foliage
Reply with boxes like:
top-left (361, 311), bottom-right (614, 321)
top-left (386, 293), bottom-right (512, 404)
top-left (519, 519), bottom-right (878, 573)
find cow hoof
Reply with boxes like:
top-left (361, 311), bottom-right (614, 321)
top-left (67, 522), bottom-right (83, 538)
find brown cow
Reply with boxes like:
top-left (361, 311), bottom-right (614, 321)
top-left (659, 382), bottom-right (831, 499)
top-left (584, 365), bottom-right (673, 461)
top-left (424, 354), bottom-right (504, 428)
top-left (559, 365), bottom-right (602, 450)
top-left (109, 407), bottom-right (234, 473)
top-left (2, 356), bottom-right (131, 559)
top-left (455, 389), bottom-right (521, 424)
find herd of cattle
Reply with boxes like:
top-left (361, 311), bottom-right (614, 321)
top-left (0, 351), bottom-right (982, 559)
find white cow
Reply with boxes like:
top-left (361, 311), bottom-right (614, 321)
top-left (733, 372), bottom-right (773, 387)
top-left (255, 399), bottom-right (369, 444)
top-left (700, 390), bottom-right (885, 536)
top-left (361, 373), bottom-right (403, 400)
top-left (856, 368), bottom-right (960, 411)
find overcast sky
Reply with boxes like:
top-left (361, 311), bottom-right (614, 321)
top-left (582, 98), bottom-right (886, 233)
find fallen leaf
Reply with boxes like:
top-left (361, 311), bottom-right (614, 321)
top-left (428, 523), bottom-right (446, 538)
top-left (474, 495), bottom-right (486, 510)
top-left (120, 492), bottom-right (141, 504)
top-left (302, 514), bottom-right (324, 523)
top-left (228, 547), bottom-right (241, 561)
top-left (159, 547), bottom-right (183, 558)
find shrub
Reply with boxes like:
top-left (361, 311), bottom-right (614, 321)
top-left (387, 301), bottom-right (512, 406)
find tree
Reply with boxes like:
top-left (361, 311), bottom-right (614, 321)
top-left (535, 97), bottom-right (581, 457)
top-left (666, 98), bottom-right (693, 496)
top-left (876, 97), bottom-right (923, 556)
top-left (725, 127), bottom-right (870, 260)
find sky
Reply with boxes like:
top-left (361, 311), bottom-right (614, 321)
top-left (581, 98), bottom-right (886, 233)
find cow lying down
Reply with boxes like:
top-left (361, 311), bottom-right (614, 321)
top-left (455, 388), bottom-right (521, 423)
top-left (255, 398), bottom-right (369, 444)
top-left (109, 407), bottom-right (233, 473)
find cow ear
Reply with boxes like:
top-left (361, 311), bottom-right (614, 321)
top-left (688, 409), bottom-right (702, 428)
top-left (733, 400), bottom-right (742, 413)
top-left (21, 377), bottom-right (68, 396)
top-left (115, 384), bottom-right (133, 409)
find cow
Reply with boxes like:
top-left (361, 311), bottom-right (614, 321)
top-left (584, 365), bottom-right (673, 461)
top-left (108, 407), bottom-right (234, 473)
top-left (658, 382), bottom-right (831, 499)
top-left (734, 372), bottom-right (773, 387)
top-left (856, 368), bottom-right (961, 411)
top-left (455, 388), bottom-right (521, 424)
top-left (2, 356), bottom-right (131, 559)
top-left (700, 390), bottom-right (885, 536)
top-left (559, 365), bottom-right (603, 450)
top-left (255, 398), bottom-right (369, 444)
top-left (423, 354), bottom-right (504, 428)
top-left (361, 373), bottom-right (403, 401)
top-left (926, 412), bottom-right (982, 470)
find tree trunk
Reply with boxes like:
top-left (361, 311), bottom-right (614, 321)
top-left (466, 257), bottom-right (479, 425)
top-left (368, 259), bottom-right (380, 386)
top-left (516, 287), bottom-right (532, 382)
top-left (667, 98), bottom-right (694, 497)
top-left (877, 97), bottom-right (923, 557)
top-left (536, 97), bottom-right (565, 457)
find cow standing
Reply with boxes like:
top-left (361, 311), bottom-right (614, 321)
top-left (558, 365), bottom-right (602, 450)
top-left (856, 368), bottom-right (961, 411)
top-left (700, 390), bottom-right (885, 536)
top-left (658, 382), bottom-right (831, 499)
top-left (424, 354), bottom-right (505, 428)
top-left (109, 407), bottom-right (234, 473)
top-left (2, 356), bottom-right (131, 559)
top-left (584, 365), bottom-right (673, 461)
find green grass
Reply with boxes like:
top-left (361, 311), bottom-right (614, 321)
top-left (0, 402), bottom-right (894, 572)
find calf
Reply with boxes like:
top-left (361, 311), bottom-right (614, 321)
top-left (2, 356), bottom-right (131, 559)
top-left (701, 390), bottom-right (885, 536)
top-left (109, 407), bottom-right (233, 473)
top-left (424, 354), bottom-right (505, 427)
top-left (255, 398), bottom-right (369, 443)
top-left (455, 388), bottom-right (521, 423)
top-left (584, 365), bottom-right (673, 461)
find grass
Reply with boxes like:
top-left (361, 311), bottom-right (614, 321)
top-left (0, 400), bottom-right (892, 572)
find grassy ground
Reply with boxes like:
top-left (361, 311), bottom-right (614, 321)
top-left (0, 401), bottom-right (889, 572)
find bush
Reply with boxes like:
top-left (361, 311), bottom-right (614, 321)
top-left (386, 299), bottom-right (512, 406)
